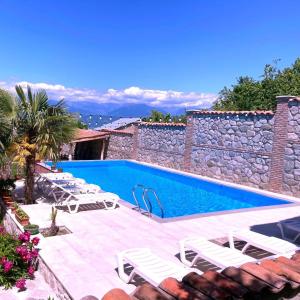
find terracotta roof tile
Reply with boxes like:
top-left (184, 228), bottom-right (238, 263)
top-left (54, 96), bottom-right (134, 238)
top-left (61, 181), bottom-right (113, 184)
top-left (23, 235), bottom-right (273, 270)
top-left (73, 129), bottom-right (109, 142)
top-left (159, 277), bottom-right (211, 300)
top-left (101, 128), bottom-right (135, 135)
top-left (188, 110), bottom-right (274, 116)
top-left (221, 266), bottom-right (269, 293)
top-left (291, 250), bottom-right (300, 262)
top-left (139, 122), bottom-right (186, 127)
top-left (102, 288), bottom-right (132, 300)
top-left (103, 251), bottom-right (300, 300)
top-left (182, 272), bottom-right (232, 299)
top-left (260, 260), bottom-right (300, 288)
top-left (288, 97), bottom-right (300, 102)
top-left (202, 270), bottom-right (248, 298)
top-left (240, 262), bottom-right (287, 292)
top-left (132, 283), bottom-right (169, 300)
top-left (276, 256), bottom-right (300, 273)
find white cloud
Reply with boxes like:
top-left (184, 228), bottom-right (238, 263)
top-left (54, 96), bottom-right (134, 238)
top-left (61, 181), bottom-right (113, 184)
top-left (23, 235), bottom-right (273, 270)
top-left (0, 80), bottom-right (217, 108)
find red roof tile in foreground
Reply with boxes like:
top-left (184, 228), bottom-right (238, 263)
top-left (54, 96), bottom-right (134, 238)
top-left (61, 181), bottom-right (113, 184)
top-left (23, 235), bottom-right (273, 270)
top-left (102, 251), bottom-right (300, 300)
top-left (73, 129), bottom-right (109, 142)
top-left (188, 110), bottom-right (274, 116)
top-left (102, 289), bottom-right (131, 300)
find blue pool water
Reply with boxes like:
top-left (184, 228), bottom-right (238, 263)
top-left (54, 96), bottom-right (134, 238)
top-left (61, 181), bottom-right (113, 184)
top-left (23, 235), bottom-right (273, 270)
top-left (48, 160), bottom-right (292, 219)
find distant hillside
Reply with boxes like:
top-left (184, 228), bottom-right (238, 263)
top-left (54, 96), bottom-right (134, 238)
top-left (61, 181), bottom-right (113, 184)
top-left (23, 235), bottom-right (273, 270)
top-left (49, 99), bottom-right (172, 117)
top-left (109, 103), bottom-right (167, 117)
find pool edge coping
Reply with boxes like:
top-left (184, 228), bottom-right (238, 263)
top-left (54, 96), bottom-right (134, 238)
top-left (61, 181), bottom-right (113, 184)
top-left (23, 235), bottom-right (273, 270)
top-left (39, 160), bottom-right (300, 223)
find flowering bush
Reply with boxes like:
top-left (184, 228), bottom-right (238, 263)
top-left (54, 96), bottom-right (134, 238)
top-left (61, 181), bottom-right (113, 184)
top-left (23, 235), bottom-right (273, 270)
top-left (0, 226), bottom-right (39, 290)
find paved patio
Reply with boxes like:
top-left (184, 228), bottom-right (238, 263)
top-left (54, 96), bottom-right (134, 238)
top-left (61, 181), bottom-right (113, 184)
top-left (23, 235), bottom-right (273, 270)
top-left (0, 271), bottom-right (57, 300)
top-left (18, 199), bottom-right (300, 300)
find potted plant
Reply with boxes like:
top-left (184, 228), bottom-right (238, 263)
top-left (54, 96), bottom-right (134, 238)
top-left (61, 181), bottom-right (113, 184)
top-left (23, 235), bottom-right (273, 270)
top-left (15, 208), bottom-right (30, 226)
top-left (3, 196), bottom-right (14, 208)
top-left (3, 195), bottom-right (13, 204)
top-left (11, 202), bottom-right (19, 213)
top-left (50, 162), bottom-right (57, 171)
top-left (23, 224), bottom-right (39, 235)
top-left (57, 167), bottom-right (63, 173)
top-left (43, 207), bottom-right (59, 237)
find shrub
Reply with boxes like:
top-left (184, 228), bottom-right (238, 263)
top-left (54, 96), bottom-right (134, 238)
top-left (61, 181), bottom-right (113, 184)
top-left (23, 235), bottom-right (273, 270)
top-left (15, 208), bottom-right (29, 220)
top-left (0, 226), bottom-right (39, 289)
top-left (0, 179), bottom-right (16, 194)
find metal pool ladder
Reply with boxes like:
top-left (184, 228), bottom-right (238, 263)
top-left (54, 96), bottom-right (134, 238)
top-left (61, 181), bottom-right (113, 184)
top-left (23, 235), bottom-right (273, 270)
top-left (132, 184), bottom-right (164, 218)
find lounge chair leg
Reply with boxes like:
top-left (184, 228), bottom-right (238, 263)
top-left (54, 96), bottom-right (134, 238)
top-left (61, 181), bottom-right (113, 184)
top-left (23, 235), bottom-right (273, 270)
top-left (179, 240), bottom-right (193, 267)
top-left (277, 222), bottom-right (300, 243)
top-left (277, 222), bottom-right (286, 240)
top-left (228, 230), bottom-right (235, 249)
top-left (241, 242), bottom-right (250, 254)
top-left (117, 253), bottom-right (136, 283)
top-left (67, 201), bottom-right (79, 214)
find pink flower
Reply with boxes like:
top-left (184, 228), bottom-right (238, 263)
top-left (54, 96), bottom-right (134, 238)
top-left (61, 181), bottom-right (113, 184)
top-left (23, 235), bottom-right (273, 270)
top-left (0, 226), bottom-right (5, 234)
top-left (15, 278), bottom-right (26, 290)
top-left (27, 266), bottom-right (35, 276)
top-left (1, 257), bottom-right (7, 264)
top-left (18, 232), bottom-right (30, 243)
top-left (30, 249), bottom-right (39, 258)
top-left (16, 245), bottom-right (28, 256)
top-left (3, 260), bottom-right (13, 273)
top-left (22, 252), bottom-right (32, 263)
top-left (31, 237), bottom-right (40, 246)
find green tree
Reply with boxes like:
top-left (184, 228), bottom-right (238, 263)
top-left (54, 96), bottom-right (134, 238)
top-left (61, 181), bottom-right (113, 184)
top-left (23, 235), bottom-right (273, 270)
top-left (213, 58), bottom-right (300, 111)
top-left (0, 85), bottom-right (77, 204)
top-left (0, 89), bottom-right (16, 159)
top-left (143, 110), bottom-right (186, 123)
top-left (76, 119), bottom-right (88, 129)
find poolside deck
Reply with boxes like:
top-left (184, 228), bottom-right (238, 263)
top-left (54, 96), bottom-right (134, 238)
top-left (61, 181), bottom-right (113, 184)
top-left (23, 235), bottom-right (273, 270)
top-left (19, 200), bottom-right (300, 299)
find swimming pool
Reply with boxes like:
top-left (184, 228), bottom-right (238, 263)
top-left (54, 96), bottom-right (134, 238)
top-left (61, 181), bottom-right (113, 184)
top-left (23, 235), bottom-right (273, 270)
top-left (49, 160), bottom-right (292, 219)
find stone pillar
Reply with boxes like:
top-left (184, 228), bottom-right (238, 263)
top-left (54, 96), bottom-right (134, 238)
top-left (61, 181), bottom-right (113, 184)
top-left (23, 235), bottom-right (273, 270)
top-left (69, 143), bottom-right (76, 160)
top-left (100, 139), bottom-right (106, 160)
top-left (183, 113), bottom-right (194, 172)
top-left (268, 96), bottom-right (295, 192)
top-left (131, 124), bottom-right (139, 160)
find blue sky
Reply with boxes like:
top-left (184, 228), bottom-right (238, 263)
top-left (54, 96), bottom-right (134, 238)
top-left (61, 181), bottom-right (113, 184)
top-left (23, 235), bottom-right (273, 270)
top-left (0, 0), bottom-right (299, 108)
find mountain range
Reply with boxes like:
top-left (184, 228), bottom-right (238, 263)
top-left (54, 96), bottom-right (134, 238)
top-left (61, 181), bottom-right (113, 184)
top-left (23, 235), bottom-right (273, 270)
top-left (50, 100), bottom-right (188, 117)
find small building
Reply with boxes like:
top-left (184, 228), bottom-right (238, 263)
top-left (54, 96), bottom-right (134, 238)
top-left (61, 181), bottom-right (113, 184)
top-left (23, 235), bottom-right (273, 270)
top-left (61, 129), bottom-right (110, 160)
top-left (94, 117), bottom-right (140, 131)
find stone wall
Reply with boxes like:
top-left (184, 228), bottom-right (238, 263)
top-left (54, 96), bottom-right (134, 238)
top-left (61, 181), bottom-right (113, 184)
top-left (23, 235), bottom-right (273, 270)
top-left (106, 132), bottom-right (134, 159)
top-left (105, 96), bottom-right (300, 197)
top-left (136, 124), bottom-right (186, 170)
top-left (189, 113), bottom-right (274, 189)
top-left (283, 100), bottom-right (300, 196)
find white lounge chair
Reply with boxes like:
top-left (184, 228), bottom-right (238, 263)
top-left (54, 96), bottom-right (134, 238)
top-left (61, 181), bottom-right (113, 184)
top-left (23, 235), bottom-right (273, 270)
top-left (228, 228), bottom-right (299, 255)
top-left (117, 248), bottom-right (197, 286)
top-left (62, 191), bottom-right (120, 214)
top-left (42, 172), bottom-right (74, 180)
top-left (179, 237), bottom-right (256, 269)
top-left (36, 172), bottom-right (75, 191)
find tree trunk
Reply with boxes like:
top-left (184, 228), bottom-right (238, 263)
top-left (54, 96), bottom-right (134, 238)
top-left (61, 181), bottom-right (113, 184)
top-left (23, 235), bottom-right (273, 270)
top-left (24, 155), bottom-right (35, 205)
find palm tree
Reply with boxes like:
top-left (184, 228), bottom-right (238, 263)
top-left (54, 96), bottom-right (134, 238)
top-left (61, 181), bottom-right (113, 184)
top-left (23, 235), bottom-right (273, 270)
top-left (1, 85), bottom-right (77, 204)
top-left (0, 89), bottom-right (16, 160)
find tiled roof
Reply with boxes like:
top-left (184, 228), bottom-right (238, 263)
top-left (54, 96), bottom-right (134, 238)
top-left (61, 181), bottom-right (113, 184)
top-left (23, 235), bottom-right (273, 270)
top-left (188, 110), bottom-right (274, 116)
top-left (94, 117), bottom-right (140, 130)
top-left (139, 122), bottom-right (187, 127)
top-left (289, 97), bottom-right (300, 102)
top-left (101, 127), bottom-right (135, 135)
top-left (102, 251), bottom-right (300, 300)
top-left (73, 129), bottom-right (109, 142)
